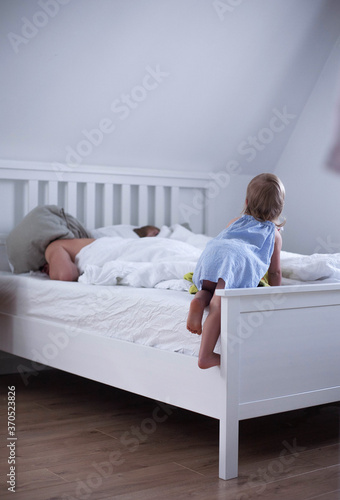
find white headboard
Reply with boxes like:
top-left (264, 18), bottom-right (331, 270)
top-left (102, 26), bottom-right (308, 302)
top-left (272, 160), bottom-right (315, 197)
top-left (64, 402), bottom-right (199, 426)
top-left (0, 160), bottom-right (212, 236)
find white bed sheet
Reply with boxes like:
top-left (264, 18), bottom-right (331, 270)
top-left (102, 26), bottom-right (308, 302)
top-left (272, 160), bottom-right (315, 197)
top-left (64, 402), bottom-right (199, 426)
top-left (0, 271), bottom-right (203, 357)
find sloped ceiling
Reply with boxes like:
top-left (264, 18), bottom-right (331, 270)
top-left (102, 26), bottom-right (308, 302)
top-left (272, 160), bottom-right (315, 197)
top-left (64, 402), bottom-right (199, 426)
top-left (0, 0), bottom-right (339, 174)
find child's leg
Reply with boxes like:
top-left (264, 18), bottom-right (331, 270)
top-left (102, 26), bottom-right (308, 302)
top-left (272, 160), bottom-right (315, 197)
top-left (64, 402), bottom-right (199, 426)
top-left (198, 278), bottom-right (225, 369)
top-left (187, 280), bottom-right (216, 334)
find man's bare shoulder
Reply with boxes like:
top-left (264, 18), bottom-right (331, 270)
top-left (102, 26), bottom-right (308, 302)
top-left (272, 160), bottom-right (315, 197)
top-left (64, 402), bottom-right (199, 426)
top-left (46, 238), bottom-right (95, 260)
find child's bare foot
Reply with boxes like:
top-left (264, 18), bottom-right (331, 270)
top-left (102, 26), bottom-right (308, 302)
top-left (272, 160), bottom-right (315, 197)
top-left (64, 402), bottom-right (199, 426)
top-left (198, 352), bottom-right (220, 369)
top-left (187, 297), bottom-right (204, 334)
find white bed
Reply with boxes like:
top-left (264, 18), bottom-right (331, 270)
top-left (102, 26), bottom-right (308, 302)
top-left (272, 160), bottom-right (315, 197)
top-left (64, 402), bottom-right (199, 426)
top-left (0, 160), bottom-right (340, 481)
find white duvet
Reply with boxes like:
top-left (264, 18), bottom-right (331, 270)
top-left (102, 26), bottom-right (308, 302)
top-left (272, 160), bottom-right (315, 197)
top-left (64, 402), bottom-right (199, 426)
top-left (76, 224), bottom-right (340, 288)
top-left (77, 225), bottom-right (206, 289)
top-left (281, 250), bottom-right (340, 283)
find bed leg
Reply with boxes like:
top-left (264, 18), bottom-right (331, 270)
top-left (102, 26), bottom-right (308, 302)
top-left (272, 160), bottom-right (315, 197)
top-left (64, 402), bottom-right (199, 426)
top-left (218, 295), bottom-right (240, 480)
top-left (218, 411), bottom-right (239, 480)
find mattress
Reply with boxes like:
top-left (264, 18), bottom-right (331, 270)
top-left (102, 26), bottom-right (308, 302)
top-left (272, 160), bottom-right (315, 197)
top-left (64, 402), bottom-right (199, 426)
top-left (0, 271), bottom-right (203, 357)
top-left (2, 246), bottom-right (340, 361)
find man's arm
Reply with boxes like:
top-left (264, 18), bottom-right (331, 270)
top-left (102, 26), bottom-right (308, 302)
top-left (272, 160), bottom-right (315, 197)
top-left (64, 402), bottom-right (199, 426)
top-left (45, 238), bottom-right (94, 281)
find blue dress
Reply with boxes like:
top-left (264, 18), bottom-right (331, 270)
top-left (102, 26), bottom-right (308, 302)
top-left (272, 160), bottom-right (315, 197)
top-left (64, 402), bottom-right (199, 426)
top-left (193, 215), bottom-right (276, 290)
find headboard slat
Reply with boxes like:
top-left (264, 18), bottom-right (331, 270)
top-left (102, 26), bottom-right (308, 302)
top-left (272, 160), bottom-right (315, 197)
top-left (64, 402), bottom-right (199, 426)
top-left (103, 184), bottom-right (114, 226)
top-left (85, 183), bottom-right (96, 229)
top-left (170, 186), bottom-right (180, 226)
top-left (121, 184), bottom-right (131, 224)
top-left (155, 186), bottom-right (165, 228)
top-left (138, 185), bottom-right (148, 226)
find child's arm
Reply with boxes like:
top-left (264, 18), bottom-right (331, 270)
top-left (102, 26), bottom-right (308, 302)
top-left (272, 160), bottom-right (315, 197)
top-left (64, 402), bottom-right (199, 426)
top-left (267, 229), bottom-right (282, 286)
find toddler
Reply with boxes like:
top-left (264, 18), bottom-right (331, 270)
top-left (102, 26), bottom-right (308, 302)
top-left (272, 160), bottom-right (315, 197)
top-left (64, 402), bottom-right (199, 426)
top-left (187, 173), bottom-right (285, 369)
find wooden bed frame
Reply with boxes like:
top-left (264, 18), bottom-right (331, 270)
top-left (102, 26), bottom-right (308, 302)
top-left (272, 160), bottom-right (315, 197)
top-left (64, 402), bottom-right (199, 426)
top-left (0, 160), bottom-right (340, 480)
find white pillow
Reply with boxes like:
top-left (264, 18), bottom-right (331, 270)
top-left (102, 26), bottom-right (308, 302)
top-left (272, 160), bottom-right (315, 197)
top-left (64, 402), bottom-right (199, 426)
top-left (91, 225), bottom-right (139, 239)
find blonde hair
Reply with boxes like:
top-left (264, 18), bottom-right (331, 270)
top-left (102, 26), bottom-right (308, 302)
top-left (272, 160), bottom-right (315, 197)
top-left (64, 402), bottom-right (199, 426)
top-left (243, 173), bottom-right (285, 227)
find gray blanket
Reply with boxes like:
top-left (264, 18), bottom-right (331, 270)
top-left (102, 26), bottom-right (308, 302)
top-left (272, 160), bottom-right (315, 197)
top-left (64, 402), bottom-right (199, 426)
top-left (6, 205), bottom-right (91, 273)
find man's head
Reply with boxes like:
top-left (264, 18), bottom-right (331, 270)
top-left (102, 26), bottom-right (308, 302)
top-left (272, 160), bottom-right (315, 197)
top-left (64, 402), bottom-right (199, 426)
top-left (133, 225), bottom-right (160, 238)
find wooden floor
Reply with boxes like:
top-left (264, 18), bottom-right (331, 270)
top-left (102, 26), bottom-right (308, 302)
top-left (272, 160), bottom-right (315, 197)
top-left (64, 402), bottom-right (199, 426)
top-left (0, 369), bottom-right (339, 500)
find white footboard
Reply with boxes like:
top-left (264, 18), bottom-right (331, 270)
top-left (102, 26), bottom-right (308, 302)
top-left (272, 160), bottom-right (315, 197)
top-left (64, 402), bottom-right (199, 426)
top-left (217, 283), bottom-right (340, 479)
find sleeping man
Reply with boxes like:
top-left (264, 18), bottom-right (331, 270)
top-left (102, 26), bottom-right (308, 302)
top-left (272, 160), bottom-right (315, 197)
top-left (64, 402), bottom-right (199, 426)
top-left (44, 224), bottom-right (160, 281)
top-left (6, 203), bottom-right (160, 278)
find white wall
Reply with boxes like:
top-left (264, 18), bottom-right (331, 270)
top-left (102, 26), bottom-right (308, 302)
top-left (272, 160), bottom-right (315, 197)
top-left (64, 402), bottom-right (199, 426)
top-left (276, 36), bottom-right (340, 254)
top-left (1, 0), bottom-right (340, 237)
